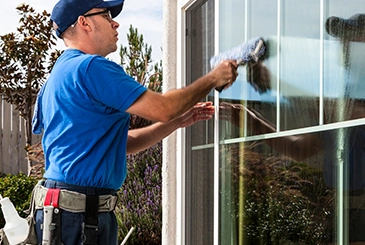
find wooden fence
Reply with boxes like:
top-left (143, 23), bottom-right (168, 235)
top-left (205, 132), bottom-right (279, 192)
top-left (0, 99), bottom-right (41, 175)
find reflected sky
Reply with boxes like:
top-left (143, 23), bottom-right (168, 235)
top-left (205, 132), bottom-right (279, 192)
top-left (218, 0), bottom-right (365, 102)
top-left (220, 37), bottom-right (365, 101)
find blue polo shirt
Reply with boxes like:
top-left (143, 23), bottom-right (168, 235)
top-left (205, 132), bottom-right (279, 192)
top-left (32, 49), bottom-right (147, 190)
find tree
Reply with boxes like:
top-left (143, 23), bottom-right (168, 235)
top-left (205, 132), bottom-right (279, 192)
top-left (117, 25), bottom-right (163, 245)
top-left (0, 4), bottom-right (61, 159)
top-left (120, 25), bottom-right (163, 129)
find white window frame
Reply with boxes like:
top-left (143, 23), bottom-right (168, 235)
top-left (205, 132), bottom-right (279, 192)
top-left (176, 1), bottom-right (220, 244)
top-left (175, 1), bottom-right (201, 245)
top-left (175, 1), bottom-right (217, 245)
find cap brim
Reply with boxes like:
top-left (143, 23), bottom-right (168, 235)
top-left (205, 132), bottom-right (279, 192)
top-left (96, 0), bottom-right (125, 18)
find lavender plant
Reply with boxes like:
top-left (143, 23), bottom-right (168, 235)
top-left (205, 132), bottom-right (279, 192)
top-left (116, 142), bottom-right (162, 244)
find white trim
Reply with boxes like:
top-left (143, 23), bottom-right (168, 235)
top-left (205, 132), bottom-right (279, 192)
top-left (176, 1), bottom-right (201, 245)
top-left (319, 0), bottom-right (324, 125)
top-left (176, 127), bottom-right (186, 245)
top-left (214, 97), bottom-right (220, 245)
top-left (213, 1), bottom-right (220, 245)
top-left (176, 2), bottom-right (187, 245)
top-left (276, 0), bottom-right (281, 132)
top-left (191, 117), bottom-right (365, 151)
top-left (176, 5), bottom-right (187, 244)
top-left (180, 0), bottom-right (198, 10)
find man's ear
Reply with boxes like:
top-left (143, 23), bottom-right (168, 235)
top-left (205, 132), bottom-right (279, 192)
top-left (78, 16), bottom-right (92, 32)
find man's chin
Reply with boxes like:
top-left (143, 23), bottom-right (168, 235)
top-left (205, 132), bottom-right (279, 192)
top-left (105, 46), bottom-right (118, 57)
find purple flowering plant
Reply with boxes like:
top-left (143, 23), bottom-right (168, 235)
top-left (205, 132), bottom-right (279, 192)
top-left (116, 141), bottom-right (162, 244)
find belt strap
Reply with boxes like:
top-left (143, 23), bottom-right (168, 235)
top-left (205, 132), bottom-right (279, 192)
top-left (53, 208), bottom-right (62, 245)
top-left (44, 188), bottom-right (61, 208)
top-left (82, 195), bottom-right (99, 245)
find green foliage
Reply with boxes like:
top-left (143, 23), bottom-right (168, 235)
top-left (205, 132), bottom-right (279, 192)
top-left (120, 25), bottom-right (162, 93)
top-left (0, 173), bottom-right (38, 228)
top-left (120, 25), bottom-right (163, 131)
top-left (0, 4), bottom-right (61, 147)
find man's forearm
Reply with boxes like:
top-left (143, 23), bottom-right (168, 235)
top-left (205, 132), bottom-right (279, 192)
top-left (127, 61), bottom-right (237, 123)
top-left (127, 119), bottom-right (180, 154)
top-left (160, 74), bottom-right (217, 120)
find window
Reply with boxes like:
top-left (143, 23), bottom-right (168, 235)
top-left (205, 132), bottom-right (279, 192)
top-left (185, 0), bottom-right (215, 244)
top-left (217, 0), bottom-right (365, 244)
top-left (184, 0), bottom-right (365, 244)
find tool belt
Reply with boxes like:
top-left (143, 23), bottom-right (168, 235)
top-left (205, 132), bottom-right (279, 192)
top-left (33, 183), bottom-right (118, 213)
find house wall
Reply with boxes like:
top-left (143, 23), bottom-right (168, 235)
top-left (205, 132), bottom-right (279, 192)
top-left (162, 1), bottom-right (178, 245)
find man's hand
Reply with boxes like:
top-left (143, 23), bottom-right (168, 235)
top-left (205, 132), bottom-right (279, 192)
top-left (209, 60), bottom-right (239, 91)
top-left (178, 102), bottom-right (215, 128)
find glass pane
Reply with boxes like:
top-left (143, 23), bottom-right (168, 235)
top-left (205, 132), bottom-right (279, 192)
top-left (324, 1), bottom-right (365, 124)
top-left (219, 0), bottom-right (279, 137)
top-left (219, 124), bottom-right (365, 244)
top-left (218, 0), bottom-right (365, 244)
top-left (279, 0), bottom-right (321, 130)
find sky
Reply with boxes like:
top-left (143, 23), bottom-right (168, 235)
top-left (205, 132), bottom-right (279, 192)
top-left (0, 0), bottom-right (163, 63)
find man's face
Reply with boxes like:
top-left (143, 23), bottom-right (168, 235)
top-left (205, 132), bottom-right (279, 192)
top-left (84, 8), bottom-right (120, 56)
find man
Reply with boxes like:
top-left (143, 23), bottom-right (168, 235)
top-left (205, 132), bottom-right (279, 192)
top-left (31, 0), bottom-right (238, 244)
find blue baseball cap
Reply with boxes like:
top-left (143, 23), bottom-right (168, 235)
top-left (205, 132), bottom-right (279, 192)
top-left (51, 0), bottom-right (125, 38)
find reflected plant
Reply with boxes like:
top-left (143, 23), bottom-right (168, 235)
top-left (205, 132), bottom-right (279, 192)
top-left (116, 142), bottom-right (162, 245)
top-left (222, 143), bottom-right (334, 244)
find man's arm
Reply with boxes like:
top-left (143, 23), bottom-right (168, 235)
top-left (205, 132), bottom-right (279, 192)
top-left (127, 102), bottom-right (215, 154)
top-left (126, 60), bottom-right (238, 122)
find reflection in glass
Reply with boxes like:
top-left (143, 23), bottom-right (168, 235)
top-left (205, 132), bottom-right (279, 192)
top-left (220, 139), bottom-right (333, 244)
top-left (218, 0), bottom-right (278, 138)
top-left (279, 0), bottom-right (321, 130)
top-left (219, 124), bottom-right (365, 244)
top-left (324, 13), bottom-right (365, 124)
top-left (215, 0), bottom-right (365, 244)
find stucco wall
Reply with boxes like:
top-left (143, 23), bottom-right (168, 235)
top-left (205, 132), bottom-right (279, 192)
top-left (162, 0), bottom-right (178, 244)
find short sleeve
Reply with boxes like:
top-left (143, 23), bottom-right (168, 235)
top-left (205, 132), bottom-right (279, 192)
top-left (82, 57), bottom-right (147, 111)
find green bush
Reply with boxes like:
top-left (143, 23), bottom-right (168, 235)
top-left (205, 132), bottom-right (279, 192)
top-left (0, 173), bottom-right (38, 228)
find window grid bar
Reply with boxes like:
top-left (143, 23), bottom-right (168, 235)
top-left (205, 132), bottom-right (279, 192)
top-left (276, 0), bottom-right (281, 132)
top-left (213, 0), bottom-right (220, 244)
top-left (319, 0), bottom-right (324, 126)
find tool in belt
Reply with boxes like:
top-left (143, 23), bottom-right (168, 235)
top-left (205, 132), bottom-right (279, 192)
top-left (33, 183), bottom-right (118, 245)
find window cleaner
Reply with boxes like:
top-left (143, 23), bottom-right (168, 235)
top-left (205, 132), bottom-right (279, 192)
top-left (210, 37), bottom-right (266, 92)
top-left (0, 194), bottom-right (29, 245)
